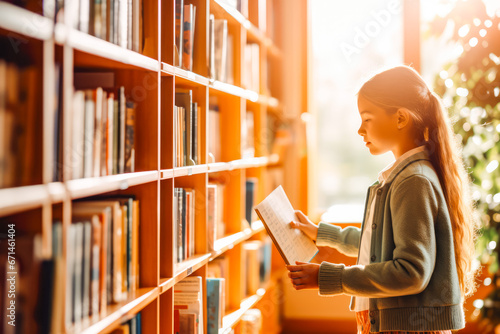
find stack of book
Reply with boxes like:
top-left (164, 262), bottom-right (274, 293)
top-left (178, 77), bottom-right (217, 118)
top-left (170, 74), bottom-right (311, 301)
top-left (174, 276), bottom-right (204, 334)
top-left (175, 90), bottom-right (200, 167)
top-left (67, 0), bottom-right (143, 52)
top-left (208, 16), bottom-right (233, 83)
top-left (175, 0), bottom-right (197, 71)
top-left (0, 60), bottom-right (39, 188)
top-left (110, 313), bottom-right (142, 334)
top-left (207, 182), bottom-right (226, 249)
top-left (67, 197), bottom-right (140, 330)
top-left (206, 277), bottom-right (225, 334)
top-left (72, 76), bottom-right (136, 179)
top-left (243, 44), bottom-right (260, 92)
top-left (174, 187), bottom-right (196, 263)
top-left (242, 238), bottom-right (272, 296)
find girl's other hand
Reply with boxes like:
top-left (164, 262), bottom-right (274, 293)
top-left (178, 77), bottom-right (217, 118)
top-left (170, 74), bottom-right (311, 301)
top-left (289, 210), bottom-right (318, 241)
top-left (286, 261), bottom-right (320, 290)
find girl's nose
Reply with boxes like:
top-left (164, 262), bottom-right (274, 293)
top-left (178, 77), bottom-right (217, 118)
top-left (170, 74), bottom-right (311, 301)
top-left (358, 124), bottom-right (365, 136)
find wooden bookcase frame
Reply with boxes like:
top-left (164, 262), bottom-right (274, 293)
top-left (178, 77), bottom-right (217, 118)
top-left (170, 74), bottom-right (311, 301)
top-left (0, 0), bottom-right (287, 333)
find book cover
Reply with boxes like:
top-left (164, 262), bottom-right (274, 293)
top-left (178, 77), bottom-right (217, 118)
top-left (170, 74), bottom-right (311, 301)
top-left (175, 0), bottom-right (184, 66)
top-left (206, 278), bottom-right (225, 334)
top-left (124, 101), bottom-right (135, 173)
top-left (83, 90), bottom-right (95, 178)
top-left (118, 86), bottom-right (126, 174)
top-left (213, 19), bottom-right (227, 82)
top-left (182, 4), bottom-right (195, 71)
top-left (207, 184), bottom-right (217, 251)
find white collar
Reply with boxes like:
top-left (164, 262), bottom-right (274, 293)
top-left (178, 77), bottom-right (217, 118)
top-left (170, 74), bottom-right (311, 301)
top-left (377, 145), bottom-right (426, 185)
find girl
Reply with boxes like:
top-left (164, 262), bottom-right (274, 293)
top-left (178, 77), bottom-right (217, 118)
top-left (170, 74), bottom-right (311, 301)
top-left (286, 65), bottom-right (478, 334)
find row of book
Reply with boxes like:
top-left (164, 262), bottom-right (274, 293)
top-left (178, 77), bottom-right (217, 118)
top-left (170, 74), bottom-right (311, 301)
top-left (0, 60), bottom-right (39, 189)
top-left (175, 90), bottom-right (200, 167)
top-left (173, 275), bottom-right (225, 334)
top-left (110, 312), bottom-right (142, 334)
top-left (174, 187), bottom-right (196, 263)
top-left (67, 197), bottom-right (140, 330)
top-left (66, 0), bottom-right (143, 52)
top-left (71, 76), bottom-right (136, 179)
top-left (175, 0), bottom-right (197, 71)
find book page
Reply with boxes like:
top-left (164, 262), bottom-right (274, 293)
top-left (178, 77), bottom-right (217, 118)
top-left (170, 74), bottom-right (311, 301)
top-left (254, 185), bottom-right (318, 265)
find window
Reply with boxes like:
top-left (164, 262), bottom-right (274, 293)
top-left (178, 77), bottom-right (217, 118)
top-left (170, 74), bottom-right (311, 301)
top-left (309, 0), bottom-right (404, 220)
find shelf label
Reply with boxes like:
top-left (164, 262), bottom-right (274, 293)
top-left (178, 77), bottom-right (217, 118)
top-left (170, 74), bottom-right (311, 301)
top-left (187, 267), bottom-right (193, 275)
top-left (187, 72), bottom-right (195, 81)
top-left (188, 167), bottom-right (193, 175)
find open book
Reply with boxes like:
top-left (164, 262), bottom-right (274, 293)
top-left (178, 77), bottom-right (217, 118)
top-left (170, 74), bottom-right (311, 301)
top-left (254, 186), bottom-right (318, 265)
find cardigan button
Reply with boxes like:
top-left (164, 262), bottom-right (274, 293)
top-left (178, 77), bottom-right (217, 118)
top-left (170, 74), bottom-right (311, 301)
top-left (371, 255), bottom-right (376, 261)
top-left (372, 223), bottom-right (377, 229)
top-left (369, 311), bottom-right (374, 317)
top-left (370, 319), bottom-right (376, 325)
top-left (377, 188), bottom-right (382, 194)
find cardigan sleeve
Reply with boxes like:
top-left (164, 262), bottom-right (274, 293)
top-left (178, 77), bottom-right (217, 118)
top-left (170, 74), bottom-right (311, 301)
top-left (316, 222), bottom-right (361, 257)
top-left (318, 175), bottom-right (438, 297)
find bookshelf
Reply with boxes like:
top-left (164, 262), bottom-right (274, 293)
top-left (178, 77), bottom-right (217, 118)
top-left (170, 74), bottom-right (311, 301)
top-left (0, 0), bottom-right (289, 333)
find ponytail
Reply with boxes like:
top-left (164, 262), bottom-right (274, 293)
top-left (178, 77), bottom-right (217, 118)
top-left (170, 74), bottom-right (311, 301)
top-left (426, 92), bottom-right (478, 298)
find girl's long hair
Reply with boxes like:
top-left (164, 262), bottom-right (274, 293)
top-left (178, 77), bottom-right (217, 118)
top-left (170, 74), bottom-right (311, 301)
top-left (358, 65), bottom-right (478, 298)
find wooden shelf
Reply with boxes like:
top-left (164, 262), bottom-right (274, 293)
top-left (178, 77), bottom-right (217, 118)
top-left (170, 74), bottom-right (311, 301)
top-left (0, 184), bottom-right (53, 217)
top-left (210, 221), bottom-right (264, 261)
top-left (221, 288), bottom-right (266, 333)
top-left (174, 67), bottom-right (210, 86)
top-left (74, 287), bottom-right (158, 334)
top-left (159, 253), bottom-right (212, 294)
top-left (173, 164), bottom-right (209, 177)
top-left (66, 171), bottom-right (159, 200)
top-left (160, 169), bottom-right (174, 180)
top-left (54, 24), bottom-right (160, 71)
top-left (0, 2), bottom-right (53, 41)
top-left (209, 80), bottom-right (258, 101)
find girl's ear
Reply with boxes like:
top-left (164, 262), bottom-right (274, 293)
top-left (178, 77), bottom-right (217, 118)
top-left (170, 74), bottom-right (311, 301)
top-left (396, 108), bottom-right (411, 130)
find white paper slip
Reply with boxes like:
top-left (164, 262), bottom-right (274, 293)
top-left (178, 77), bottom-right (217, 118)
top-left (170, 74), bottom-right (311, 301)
top-left (254, 185), bottom-right (318, 265)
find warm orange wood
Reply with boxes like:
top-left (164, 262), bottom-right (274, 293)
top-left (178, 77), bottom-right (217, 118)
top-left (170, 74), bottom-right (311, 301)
top-left (159, 289), bottom-right (173, 334)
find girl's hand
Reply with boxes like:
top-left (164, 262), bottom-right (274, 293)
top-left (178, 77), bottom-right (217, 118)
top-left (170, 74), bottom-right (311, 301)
top-left (286, 261), bottom-right (320, 290)
top-left (289, 210), bottom-right (318, 241)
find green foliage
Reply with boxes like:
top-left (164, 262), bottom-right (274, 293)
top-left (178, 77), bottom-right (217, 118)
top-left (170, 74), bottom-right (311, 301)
top-left (428, 0), bottom-right (500, 267)
top-left (427, 0), bottom-right (500, 329)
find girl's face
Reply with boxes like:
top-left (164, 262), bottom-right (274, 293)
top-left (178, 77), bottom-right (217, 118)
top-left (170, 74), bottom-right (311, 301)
top-left (357, 96), bottom-right (400, 155)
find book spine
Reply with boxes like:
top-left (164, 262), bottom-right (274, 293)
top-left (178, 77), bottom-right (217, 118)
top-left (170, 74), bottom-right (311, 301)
top-left (118, 86), bottom-right (126, 174)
